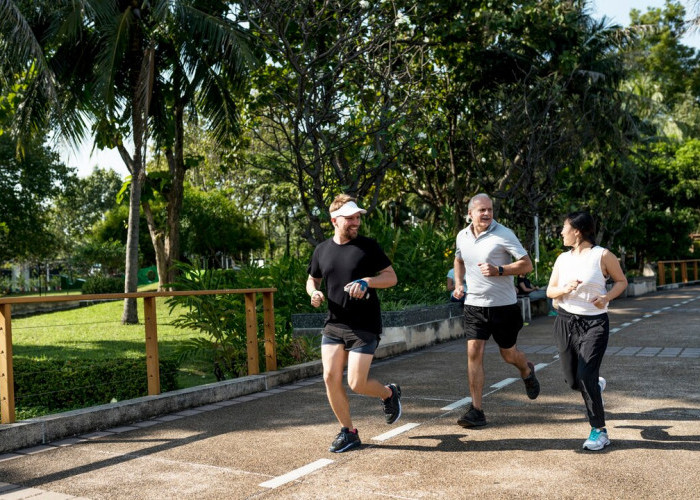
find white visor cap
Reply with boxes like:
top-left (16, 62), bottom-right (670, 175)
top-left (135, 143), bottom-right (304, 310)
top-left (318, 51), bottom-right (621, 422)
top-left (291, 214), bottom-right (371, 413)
top-left (330, 201), bottom-right (367, 218)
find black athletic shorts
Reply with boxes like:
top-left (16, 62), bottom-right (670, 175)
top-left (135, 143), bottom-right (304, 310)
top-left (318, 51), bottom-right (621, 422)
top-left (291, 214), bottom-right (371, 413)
top-left (463, 303), bottom-right (523, 349)
top-left (321, 324), bottom-right (380, 354)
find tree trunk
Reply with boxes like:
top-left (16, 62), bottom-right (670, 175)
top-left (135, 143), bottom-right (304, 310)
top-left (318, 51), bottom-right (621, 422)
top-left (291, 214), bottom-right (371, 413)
top-left (143, 201), bottom-right (168, 291)
top-left (121, 169), bottom-right (143, 324)
top-left (163, 103), bottom-right (186, 286)
top-left (447, 111), bottom-right (464, 231)
top-left (121, 30), bottom-right (149, 324)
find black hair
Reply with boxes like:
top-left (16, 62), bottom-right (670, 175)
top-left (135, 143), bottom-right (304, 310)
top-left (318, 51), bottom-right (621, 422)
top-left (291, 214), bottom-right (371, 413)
top-left (566, 211), bottom-right (596, 245)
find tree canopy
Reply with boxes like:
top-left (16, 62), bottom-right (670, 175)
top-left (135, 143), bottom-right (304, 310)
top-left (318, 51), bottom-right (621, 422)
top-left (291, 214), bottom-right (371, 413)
top-left (2, 0), bottom-right (699, 286)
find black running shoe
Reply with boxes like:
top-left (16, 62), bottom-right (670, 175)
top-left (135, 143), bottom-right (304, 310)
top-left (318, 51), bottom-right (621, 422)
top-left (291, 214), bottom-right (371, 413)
top-left (383, 383), bottom-right (402, 424)
top-left (329, 427), bottom-right (361, 453)
top-left (523, 361), bottom-right (540, 400)
top-left (457, 403), bottom-right (487, 428)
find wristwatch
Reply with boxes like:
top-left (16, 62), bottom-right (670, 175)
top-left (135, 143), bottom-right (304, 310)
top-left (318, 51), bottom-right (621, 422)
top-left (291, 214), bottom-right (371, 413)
top-left (498, 266), bottom-right (504, 276)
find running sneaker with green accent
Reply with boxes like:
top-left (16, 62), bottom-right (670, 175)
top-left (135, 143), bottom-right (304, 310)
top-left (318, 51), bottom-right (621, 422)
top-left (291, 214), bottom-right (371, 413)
top-left (583, 427), bottom-right (610, 451)
top-left (329, 427), bottom-right (361, 453)
top-left (383, 383), bottom-right (402, 424)
top-left (523, 361), bottom-right (540, 399)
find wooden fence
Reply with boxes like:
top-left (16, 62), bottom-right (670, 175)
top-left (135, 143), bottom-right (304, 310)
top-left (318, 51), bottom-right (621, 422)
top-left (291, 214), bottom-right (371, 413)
top-left (0, 288), bottom-right (276, 425)
top-left (657, 260), bottom-right (700, 286)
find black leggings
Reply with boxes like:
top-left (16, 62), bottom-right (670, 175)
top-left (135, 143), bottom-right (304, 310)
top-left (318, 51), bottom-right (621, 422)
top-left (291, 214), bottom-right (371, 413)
top-left (553, 309), bottom-right (609, 428)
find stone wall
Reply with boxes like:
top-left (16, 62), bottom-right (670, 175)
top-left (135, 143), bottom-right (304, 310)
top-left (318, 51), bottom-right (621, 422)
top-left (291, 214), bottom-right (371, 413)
top-left (292, 302), bottom-right (466, 351)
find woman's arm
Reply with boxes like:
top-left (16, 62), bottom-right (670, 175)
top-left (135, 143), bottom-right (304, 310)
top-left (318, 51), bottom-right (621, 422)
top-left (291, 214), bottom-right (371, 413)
top-left (592, 250), bottom-right (628, 309)
top-left (546, 259), bottom-right (581, 299)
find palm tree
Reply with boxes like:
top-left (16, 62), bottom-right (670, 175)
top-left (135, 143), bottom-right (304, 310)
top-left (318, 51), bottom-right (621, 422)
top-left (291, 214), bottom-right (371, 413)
top-left (2, 1), bottom-right (250, 323)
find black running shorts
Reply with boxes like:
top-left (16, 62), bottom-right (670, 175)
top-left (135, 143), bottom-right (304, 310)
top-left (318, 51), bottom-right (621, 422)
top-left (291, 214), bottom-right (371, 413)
top-left (322, 324), bottom-right (380, 354)
top-left (463, 303), bottom-right (523, 349)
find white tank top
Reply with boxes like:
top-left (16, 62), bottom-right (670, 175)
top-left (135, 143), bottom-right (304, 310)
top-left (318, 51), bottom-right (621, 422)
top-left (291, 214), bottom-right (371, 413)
top-left (556, 246), bottom-right (608, 315)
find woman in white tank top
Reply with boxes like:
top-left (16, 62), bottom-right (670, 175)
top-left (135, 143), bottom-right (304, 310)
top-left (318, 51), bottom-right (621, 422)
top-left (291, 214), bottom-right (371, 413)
top-left (547, 211), bottom-right (627, 451)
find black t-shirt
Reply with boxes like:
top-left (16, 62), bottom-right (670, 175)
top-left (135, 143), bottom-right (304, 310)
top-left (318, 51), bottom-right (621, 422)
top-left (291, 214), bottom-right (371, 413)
top-left (517, 276), bottom-right (532, 294)
top-left (307, 235), bottom-right (392, 335)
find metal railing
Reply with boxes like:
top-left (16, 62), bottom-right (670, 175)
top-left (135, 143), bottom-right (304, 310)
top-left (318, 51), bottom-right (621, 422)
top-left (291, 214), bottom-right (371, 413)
top-left (0, 288), bottom-right (276, 424)
top-left (657, 260), bottom-right (700, 286)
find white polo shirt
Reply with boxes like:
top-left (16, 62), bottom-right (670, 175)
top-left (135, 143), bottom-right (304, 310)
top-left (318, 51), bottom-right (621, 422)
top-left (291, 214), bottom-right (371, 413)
top-left (455, 220), bottom-right (528, 307)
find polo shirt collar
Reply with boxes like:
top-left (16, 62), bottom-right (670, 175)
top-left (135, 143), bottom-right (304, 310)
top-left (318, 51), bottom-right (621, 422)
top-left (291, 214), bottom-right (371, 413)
top-left (469, 220), bottom-right (498, 240)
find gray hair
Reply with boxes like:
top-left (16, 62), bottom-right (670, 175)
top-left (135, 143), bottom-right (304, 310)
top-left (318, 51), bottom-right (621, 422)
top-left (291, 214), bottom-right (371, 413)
top-left (467, 193), bottom-right (491, 211)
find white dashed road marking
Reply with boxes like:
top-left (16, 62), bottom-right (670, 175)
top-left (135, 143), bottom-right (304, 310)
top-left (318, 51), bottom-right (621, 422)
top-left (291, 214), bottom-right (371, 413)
top-left (441, 396), bottom-right (472, 411)
top-left (372, 423), bottom-right (421, 442)
top-left (259, 458), bottom-right (334, 489)
top-left (490, 378), bottom-right (518, 389)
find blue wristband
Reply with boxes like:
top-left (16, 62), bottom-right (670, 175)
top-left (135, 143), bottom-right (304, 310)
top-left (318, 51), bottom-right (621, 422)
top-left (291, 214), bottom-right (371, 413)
top-left (353, 279), bottom-right (368, 291)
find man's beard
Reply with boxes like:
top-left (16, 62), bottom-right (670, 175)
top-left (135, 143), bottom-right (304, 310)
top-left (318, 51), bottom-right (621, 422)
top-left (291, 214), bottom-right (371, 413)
top-left (342, 226), bottom-right (358, 240)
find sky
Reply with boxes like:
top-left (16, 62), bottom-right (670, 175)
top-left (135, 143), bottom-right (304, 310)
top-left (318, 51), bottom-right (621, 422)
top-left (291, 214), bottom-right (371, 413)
top-left (58, 0), bottom-right (700, 179)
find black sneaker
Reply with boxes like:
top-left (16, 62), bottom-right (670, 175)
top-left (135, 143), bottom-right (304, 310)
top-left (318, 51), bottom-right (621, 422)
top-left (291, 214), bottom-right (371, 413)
top-left (523, 361), bottom-right (540, 400)
top-left (329, 427), bottom-right (361, 453)
top-left (382, 383), bottom-right (402, 424)
top-left (457, 403), bottom-right (487, 428)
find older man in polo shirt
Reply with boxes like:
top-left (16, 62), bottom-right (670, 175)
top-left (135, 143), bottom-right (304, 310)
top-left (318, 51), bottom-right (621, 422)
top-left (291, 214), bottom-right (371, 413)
top-left (452, 193), bottom-right (541, 427)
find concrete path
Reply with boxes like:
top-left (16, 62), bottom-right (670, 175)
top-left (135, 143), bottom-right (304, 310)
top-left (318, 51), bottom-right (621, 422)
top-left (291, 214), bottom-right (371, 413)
top-left (1, 287), bottom-right (699, 499)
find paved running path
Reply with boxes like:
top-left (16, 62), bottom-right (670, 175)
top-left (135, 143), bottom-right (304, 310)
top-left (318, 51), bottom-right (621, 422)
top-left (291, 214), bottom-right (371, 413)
top-left (1, 287), bottom-right (699, 499)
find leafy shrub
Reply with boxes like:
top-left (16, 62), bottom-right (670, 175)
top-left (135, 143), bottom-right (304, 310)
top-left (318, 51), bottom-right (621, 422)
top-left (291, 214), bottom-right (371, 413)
top-left (362, 210), bottom-right (454, 308)
top-left (167, 261), bottom-right (319, 381)
top-left (12, 357), bottom-right (180, 420)
top-left (81, 274), bottom-right (123, 294)
top-left (71, 239), bottom-right (127, 276)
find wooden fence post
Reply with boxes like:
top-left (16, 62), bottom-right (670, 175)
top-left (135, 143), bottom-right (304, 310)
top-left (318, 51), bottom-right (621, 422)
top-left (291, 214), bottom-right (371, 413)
top-left (671, 262), bottom-right (677, 285)
top-left (143, 297), bottom-right (160, 395)
top-left (263, 292), bottom-right (277, 372)
top-left (0, 304), bottom-right (15, 424)
top-left (657, 262), bottom-right (665, 285)
top-left (245, 293), bottom-right (259, 375)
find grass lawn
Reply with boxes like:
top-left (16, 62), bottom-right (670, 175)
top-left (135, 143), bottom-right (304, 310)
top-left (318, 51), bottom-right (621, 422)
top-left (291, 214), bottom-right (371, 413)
top-left (11, 297), bottom-right (218, 389)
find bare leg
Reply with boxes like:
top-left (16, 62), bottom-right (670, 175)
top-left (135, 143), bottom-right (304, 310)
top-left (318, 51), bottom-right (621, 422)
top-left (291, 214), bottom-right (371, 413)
top-left (467, 339), bottom-right (486, 409)
top-left (322, 344), bottom-right (352, 428)
top-left (346, 352), bottom-right (392, 400)
top-left (499, 345), bottom-right (531, 377)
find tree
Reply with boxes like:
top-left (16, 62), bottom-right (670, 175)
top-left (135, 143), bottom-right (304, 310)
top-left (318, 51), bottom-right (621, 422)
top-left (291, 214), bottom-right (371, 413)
top-left (0, 77), bottom-right (72, 263)
top-left (240, 0), bottom-right (425, 245)
top-left (90, 204), bottom-right (155, 269)
top-left (180, 188), bottom-right (265, 267)
top-left (50, 167), bottom-right (124, 256)
top-left (91, 187), bottom-right (265, 271)
top-left (154, 122), bottom-right (301, 261)
top-left (400, 0), bottom-right (631, 251)
top-left (5, 1), bottom-right (251, 323)
top-left (0, 133), bottom-right (71, 263)
top-left (629, 2), bottom-right (700, 108)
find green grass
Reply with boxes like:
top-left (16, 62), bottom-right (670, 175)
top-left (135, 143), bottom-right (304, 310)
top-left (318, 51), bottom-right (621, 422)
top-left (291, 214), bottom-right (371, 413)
top-left (11, 297), bottom-right (218, 388)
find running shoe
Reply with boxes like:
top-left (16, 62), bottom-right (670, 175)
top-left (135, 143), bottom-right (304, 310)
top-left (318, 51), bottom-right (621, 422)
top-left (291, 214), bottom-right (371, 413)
top-left (523, 361), bottom-right (540, 399)
top-left (383, 383), bottom-right (402, 424)
top-left (329, 427), bottom-right (361, 453)
top-left (583, 427), bottom-right (610, 451)
top-left (457, 403), bottom-right (487, 428)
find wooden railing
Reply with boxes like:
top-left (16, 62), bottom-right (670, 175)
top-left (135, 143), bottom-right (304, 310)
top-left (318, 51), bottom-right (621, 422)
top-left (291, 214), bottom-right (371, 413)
top-left (657, 260), bottom-right (700, 286)
top-left (0, 288), bottom-right (276, 425)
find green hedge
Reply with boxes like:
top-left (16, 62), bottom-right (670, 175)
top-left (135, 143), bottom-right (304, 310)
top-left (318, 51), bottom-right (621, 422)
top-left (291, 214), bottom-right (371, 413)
top-left (81, 275), bottom-right (123, 294)
top-left (11, 357), bottom-right (180, 419)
